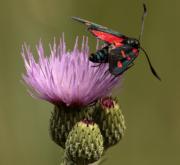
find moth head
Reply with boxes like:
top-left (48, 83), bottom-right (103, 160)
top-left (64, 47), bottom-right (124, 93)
top-left (126, 38), bottom-right (140, 49)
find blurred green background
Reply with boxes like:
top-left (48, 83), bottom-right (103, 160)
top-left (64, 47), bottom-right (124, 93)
top-left (0, 0), bottom-right (179, 164)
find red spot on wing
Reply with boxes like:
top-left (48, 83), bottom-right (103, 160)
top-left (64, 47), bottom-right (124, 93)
top-left (117, 61), bottom-right (123, 68)
top-left (132, 48), bottom-right (139, 56)
top-left (91, 30), bottom-right (124, 46)
top-left (127, 56), bottom-right (131, 61)
top-left (114, 42), bottom-right (123, 47)
top-left (121, 50), bottom-right (126, 58)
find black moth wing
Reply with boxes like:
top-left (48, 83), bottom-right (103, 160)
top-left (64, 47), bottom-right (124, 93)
top-left (109, 45), bottom-right (138, 76)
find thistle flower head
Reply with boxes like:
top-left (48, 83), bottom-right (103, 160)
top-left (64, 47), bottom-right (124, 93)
top-left (22, 36), bottom-right (121, 107)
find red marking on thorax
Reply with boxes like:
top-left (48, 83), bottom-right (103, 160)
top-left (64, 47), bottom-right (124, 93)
top-left (91, 30), bottom-right (123, 46)
top-left (117, 61), bottom-right (122, 68)
top-left (132, 48), bottom-right (138, 53)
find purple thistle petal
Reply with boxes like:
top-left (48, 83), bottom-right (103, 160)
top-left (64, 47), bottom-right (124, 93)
top-left (22, 36), bottom-right (122, 107)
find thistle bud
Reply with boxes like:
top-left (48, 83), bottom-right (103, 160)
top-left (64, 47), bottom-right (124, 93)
top-left (65, 119), bottom-right (104, 164)
top-left (94, 97), bottom-right (126, 148)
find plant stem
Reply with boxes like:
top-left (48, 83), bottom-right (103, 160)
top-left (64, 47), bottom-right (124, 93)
top-left (61, 156), bottom-right (105, 165)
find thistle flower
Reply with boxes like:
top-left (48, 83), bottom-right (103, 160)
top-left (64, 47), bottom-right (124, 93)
top-left (22, 36), bottom-right (124, 165)
top-left (22, 36), bottom-right (121, 107)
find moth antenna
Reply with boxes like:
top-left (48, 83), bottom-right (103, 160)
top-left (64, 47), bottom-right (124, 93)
top-left (139, 3), bottom-right (147, 42)
top-left (140, 47), bottom-right (161, 81)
